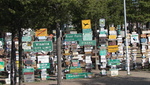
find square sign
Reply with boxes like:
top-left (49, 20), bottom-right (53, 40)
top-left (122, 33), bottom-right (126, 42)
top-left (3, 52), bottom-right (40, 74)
top-left (33, 41), bottom-right (53, 52)
top-left (82, 20), bottom-right (91, 29)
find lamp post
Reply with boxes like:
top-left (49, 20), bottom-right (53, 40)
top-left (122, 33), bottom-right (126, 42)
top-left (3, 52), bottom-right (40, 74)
top-left (124, 0), bottom-right (130, 75)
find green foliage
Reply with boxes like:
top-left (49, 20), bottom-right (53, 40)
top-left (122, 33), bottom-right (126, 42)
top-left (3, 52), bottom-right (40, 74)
top-left (0, 0), bottom-right (149, 32)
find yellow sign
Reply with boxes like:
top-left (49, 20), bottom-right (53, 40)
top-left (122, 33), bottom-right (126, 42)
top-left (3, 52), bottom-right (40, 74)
top-left (108, 45), bottom-right (118, 52)
top-left (0, 65), bottom-right (3, 69)
top-left (109, 35), bottom-right (117, 39)
top-left (109, 27), bottom-right (115, 31)
top-left (35, 28), bottom-right (47, 37)
top-left (63, 53), bottom-right (71, 55)
top-left (82, 20), bottom-right (91, 29)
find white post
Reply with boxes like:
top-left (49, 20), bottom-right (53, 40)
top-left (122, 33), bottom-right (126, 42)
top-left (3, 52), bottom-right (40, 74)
top-left (124, 0), bottom-right (130, 75)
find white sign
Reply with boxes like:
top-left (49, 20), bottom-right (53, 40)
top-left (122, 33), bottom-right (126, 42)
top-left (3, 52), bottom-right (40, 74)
top-left (38, 55), bottom-right (49, 63)
top-left (131, 34), bottom-right (139, 43)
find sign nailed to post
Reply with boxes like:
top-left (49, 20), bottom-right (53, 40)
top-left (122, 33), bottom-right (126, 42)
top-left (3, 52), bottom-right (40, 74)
top-left (35, 28), bottom-right (47, 37)
top-left (33, 41), bottom-right (53, 52)
top-left (79, 40), bottom-right (96, 46)
top-left (82, 20), bottom-right (91, 29)
top-left (65, 33), bottom-right (82, 41)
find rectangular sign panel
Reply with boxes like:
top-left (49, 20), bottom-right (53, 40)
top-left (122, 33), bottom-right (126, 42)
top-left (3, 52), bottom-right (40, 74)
top-left (22, 36), bottom-right (32, 42)
top-left (35, 28), bottom-right (47, 37)
top-left (33, 41), bottom-right (53, 52)
top-left (65, 33), bottom-right (82, 41)
top-left (37, 63), bottom-right (50, 69)
top-left (79, 40), bottom-right (96, 46)
top-left (108, 45), bottom-right (118, 52)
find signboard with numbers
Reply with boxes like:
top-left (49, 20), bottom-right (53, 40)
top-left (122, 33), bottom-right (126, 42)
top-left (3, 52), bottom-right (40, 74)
top-left (33, 41), bottom-right (53, 52)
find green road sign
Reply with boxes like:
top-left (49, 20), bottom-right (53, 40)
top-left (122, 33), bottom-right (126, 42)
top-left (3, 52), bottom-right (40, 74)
top-left (83, 33), bottom-right (93, 41)
top-left (0, 38), bottom-right (4, 45)
top-left (22, 36), bottom-right (32, 42)
top-left (108, 59), bottom-right (120, 66)
top-left (0, 62), bottom-right (4, 71)
top-left (82, 29), bottom-right (92, 33)
top-left (79, 40), bottom-right (96, 46)
top-left (23, 68), bottom-right (34, 73)
top-left (33, 41), bottom-right (53, 52)
top-left (65, 33), bottom-right (82, 41)
top-left (38, 63), bottom-right (50, 69)
top-left (99, 49), bottom-right (107, 56)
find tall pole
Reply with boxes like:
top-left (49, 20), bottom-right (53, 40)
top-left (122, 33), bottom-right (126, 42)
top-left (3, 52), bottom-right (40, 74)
top-left (18, 28), bottom-right (22, 85)
top-left (56, 23), bottom-right (62, 85)
top-left (124, 0), bottom-right (130, 75)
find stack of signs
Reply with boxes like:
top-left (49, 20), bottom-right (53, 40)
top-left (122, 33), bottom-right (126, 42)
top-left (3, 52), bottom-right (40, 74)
top-left (81, 19), bottom-right (92, 41)
top-left (108, 27), bottom-right (118, 59)
top-left (99, 45), bottom-right (107, 69)
top-left (5, 32), bottom-right (12, 52)
top-left (0, 61), bottom-right (4, 71)
top-left (108, 59), bottom-right (120, 76)
top-left (23, 68), bottom-right (34, 82)
top-left (117, 25), bottom-right (121, 35)
top-left (98, 19), bottom-right (107, 74)
top-left (81, 19), bottom-right (94, 71)
top-left (22, 28), bottom-right (33, 52)
top-left (141, 34), bottom-right (147, 54)
top-left (63, 41), bottom-right (71, 56)
top-left (37, 55), bottom-right (50, 80)
top-left (69, 60), bottom-right (83, 78)
top-left (117, 35), bottom-right (124, 59)
top-left (130, 32), bottom-right (139, 62)
top-left (146, 31), bottom-right (150, 61)
top-left (0, 38), bottom-right (4, 49)
top-left (64, 33), bottom-right (82, 57)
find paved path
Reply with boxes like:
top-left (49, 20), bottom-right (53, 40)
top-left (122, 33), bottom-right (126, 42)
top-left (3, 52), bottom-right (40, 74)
top-left (17, 70), bottom-right (150, 85)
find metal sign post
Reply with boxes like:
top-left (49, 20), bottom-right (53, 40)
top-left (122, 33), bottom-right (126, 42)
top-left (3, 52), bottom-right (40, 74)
top-left (124, 0), bottom-right (130, 75)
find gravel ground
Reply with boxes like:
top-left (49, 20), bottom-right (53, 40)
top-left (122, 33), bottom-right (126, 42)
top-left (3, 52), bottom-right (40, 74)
top-left (17, 70), bottom-right (150, 85)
